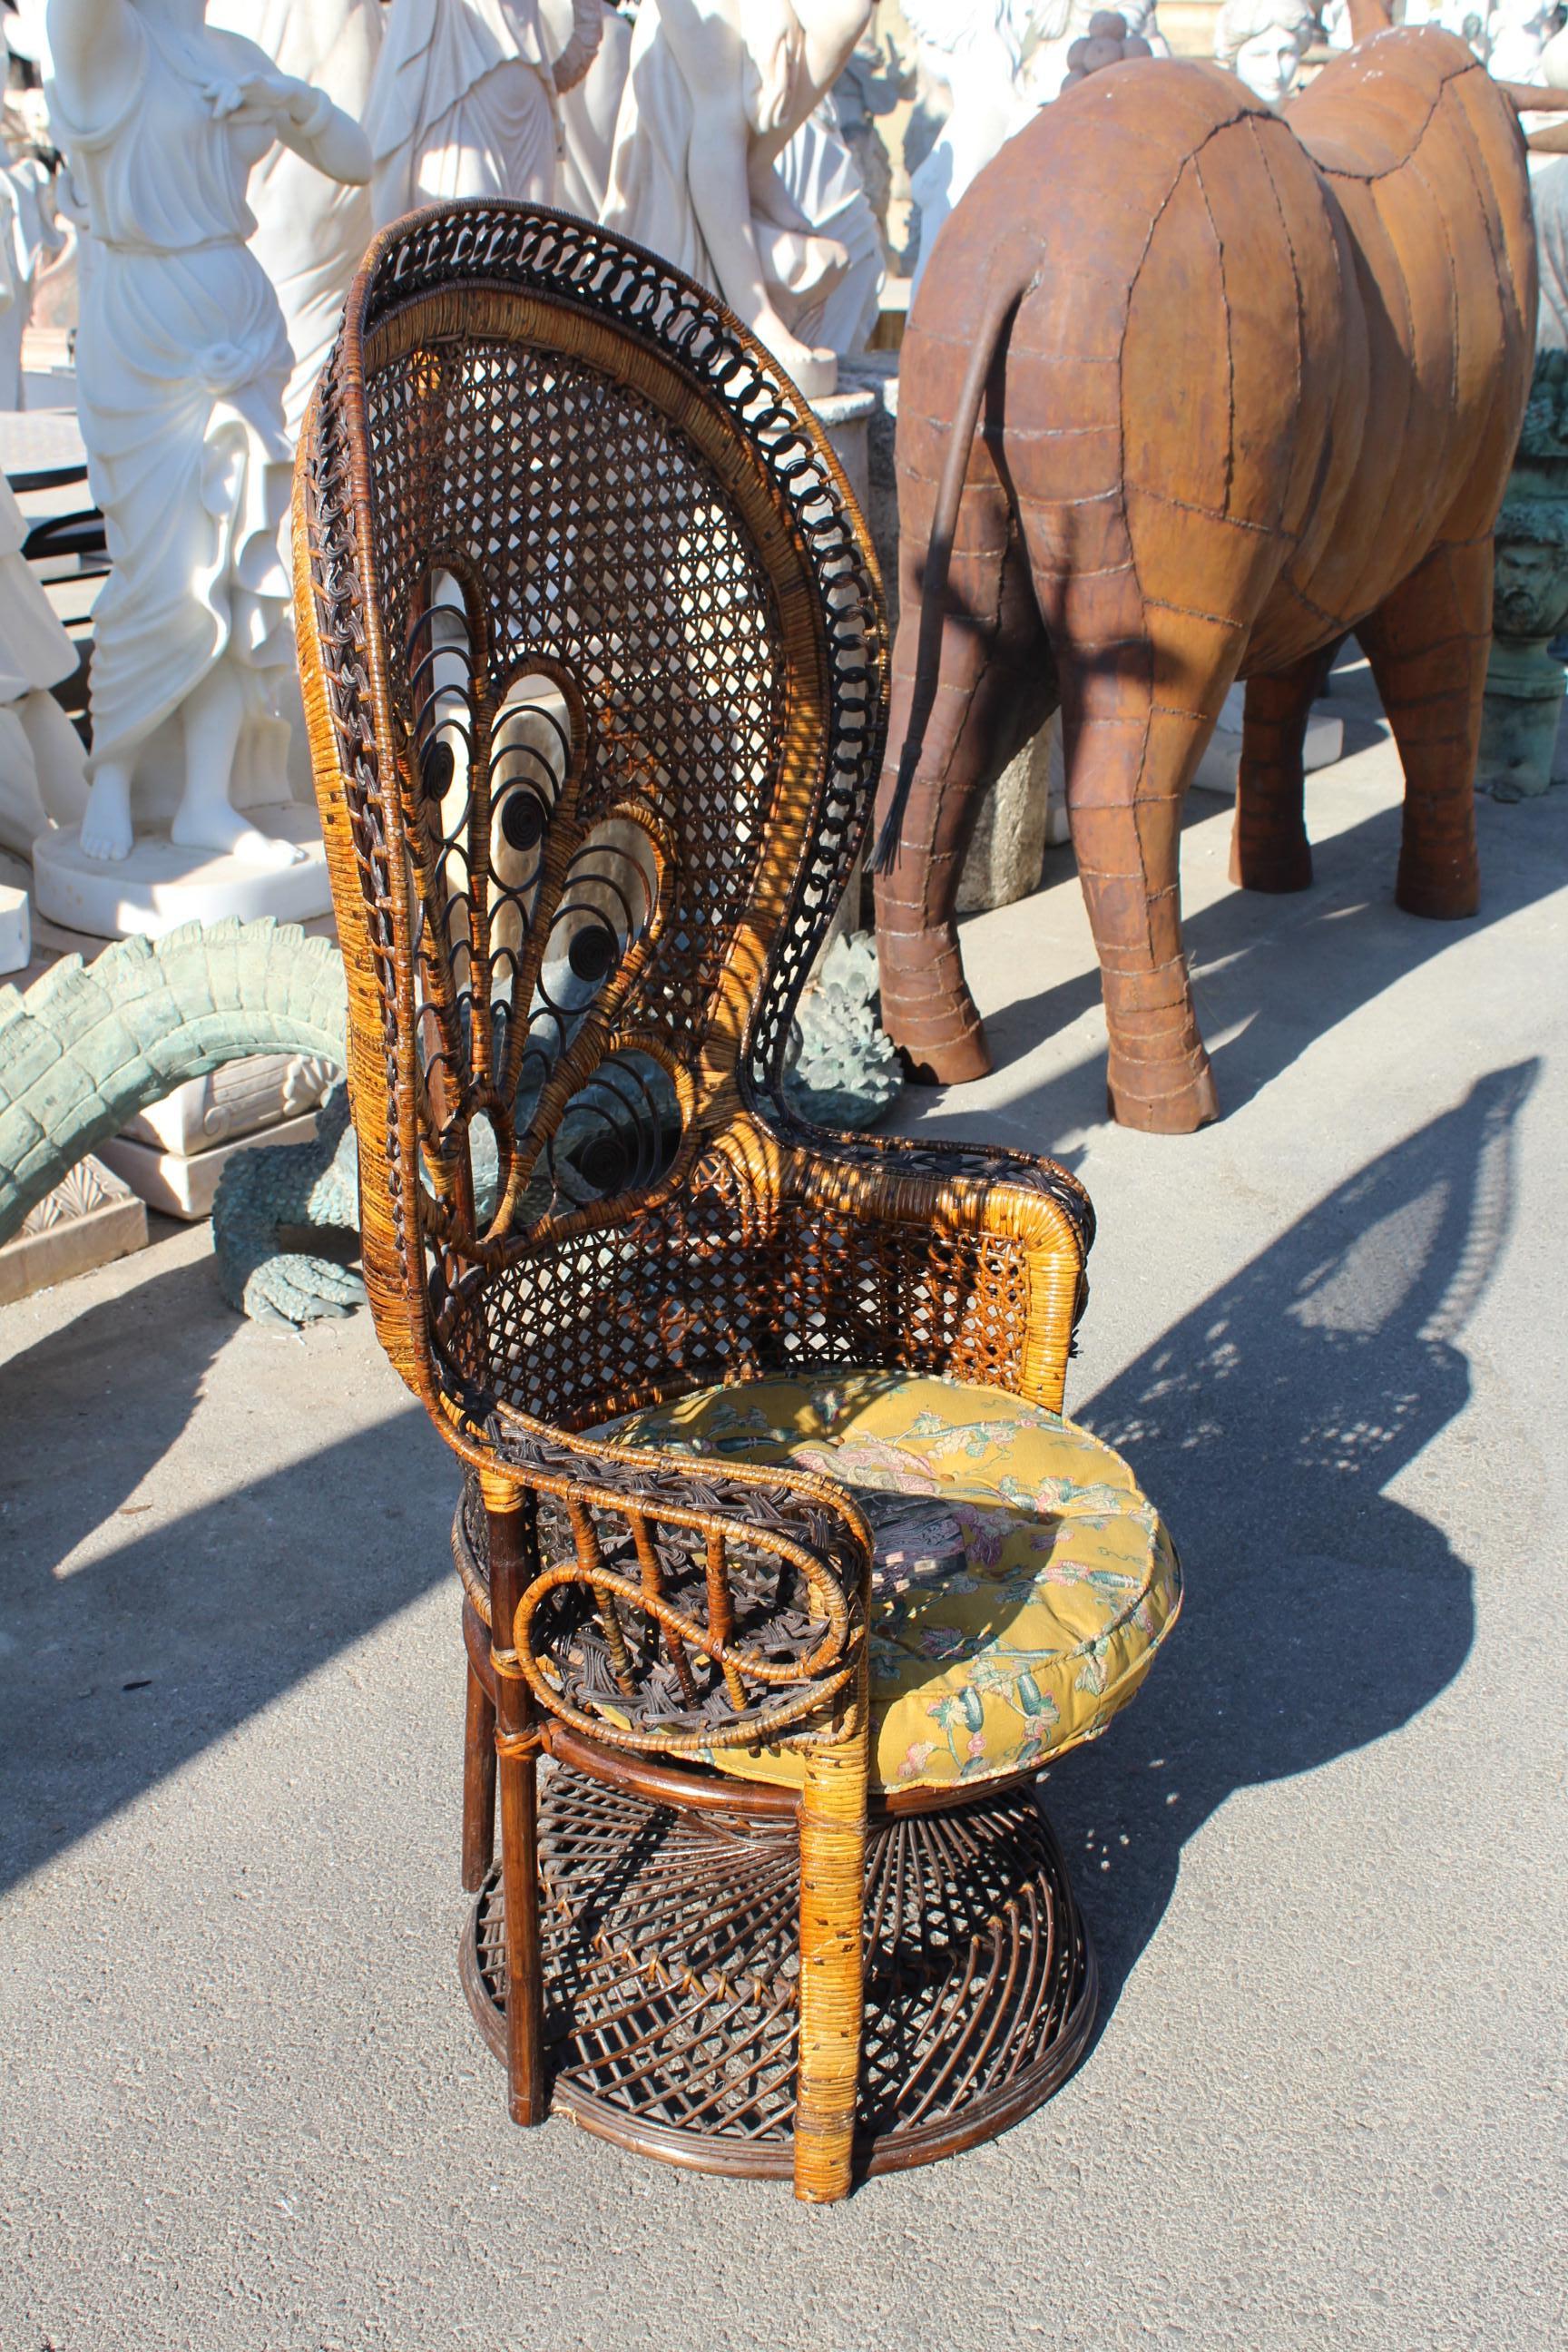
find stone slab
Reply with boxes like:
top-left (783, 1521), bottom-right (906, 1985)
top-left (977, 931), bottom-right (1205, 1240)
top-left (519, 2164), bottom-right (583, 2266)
top-left (0, 1153), bottom-right (147, 1307)
top-left (96, 1108), bottom-right (320, 1222)
top-left (122, 1055), bottom-right (336, 1156)
top-left (1191, 708), bottom-right (1346, 799)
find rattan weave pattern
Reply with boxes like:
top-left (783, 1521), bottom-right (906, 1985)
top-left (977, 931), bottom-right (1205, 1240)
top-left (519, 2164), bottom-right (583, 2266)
top-left (461, 1767), bottom-right (1095, 2176)
top-left (294, 203), bottom-right (1102, 2198)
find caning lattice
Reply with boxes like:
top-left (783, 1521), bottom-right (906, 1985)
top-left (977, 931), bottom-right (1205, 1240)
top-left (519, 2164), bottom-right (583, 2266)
top-left (296, 202), bottom-right (1093, 1759)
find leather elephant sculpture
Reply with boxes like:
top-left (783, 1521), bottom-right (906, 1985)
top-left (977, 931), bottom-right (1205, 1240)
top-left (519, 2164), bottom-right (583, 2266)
top-left (872, 25), bottom-right (1547, 1132)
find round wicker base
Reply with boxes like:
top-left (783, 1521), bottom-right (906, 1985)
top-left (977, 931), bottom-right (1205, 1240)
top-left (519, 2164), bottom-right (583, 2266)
top-left (459, 1765), bottom-right (1097, 2180)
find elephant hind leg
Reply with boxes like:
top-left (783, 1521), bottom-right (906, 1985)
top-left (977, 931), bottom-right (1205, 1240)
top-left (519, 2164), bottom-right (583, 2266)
top-left (1065, 688), bottom-right (1220, 1135)
top-left (1230, 642), bottom-right (1343, 895)
top-left (1358, 534), bottom-right (1487, 921)
top-left (874, 517), bottom-right (1056, 1086)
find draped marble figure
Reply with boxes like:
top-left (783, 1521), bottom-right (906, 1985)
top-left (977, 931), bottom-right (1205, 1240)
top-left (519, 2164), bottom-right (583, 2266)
top-left (209, 0), bottom-right (384, 440)
top-left (602, 1), bottom-right (875, 397)
top-left (44, 0), bottom-right (369, 868)
top-left (366, 0), bottom-right (603, 226)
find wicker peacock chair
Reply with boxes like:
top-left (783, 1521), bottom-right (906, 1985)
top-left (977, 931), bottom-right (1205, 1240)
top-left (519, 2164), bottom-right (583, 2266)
top-left (295, 203), bottom-right (1181, 2202)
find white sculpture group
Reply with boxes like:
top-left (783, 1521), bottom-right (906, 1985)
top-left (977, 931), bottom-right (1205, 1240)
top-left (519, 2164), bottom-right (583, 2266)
top-left (9, 2), bottom-right (898, 926)
top-left (40, 0), bottom-right (368, 900)
top-left (20, 0), bottom-right (1561, 935)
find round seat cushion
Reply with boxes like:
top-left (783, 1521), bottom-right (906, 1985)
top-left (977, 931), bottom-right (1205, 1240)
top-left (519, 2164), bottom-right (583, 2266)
top-left (599, 1369), bottom-right (1181, 1797)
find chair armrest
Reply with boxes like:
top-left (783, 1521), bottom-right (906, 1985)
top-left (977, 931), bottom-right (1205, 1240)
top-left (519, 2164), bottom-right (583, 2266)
top-left (722, 1112), bottom-right (1093, 1414)
top-left (481, 1407), bottom-right (874, 1763)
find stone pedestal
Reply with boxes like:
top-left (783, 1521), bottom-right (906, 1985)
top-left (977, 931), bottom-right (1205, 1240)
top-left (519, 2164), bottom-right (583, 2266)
top-left (32, 806), bottom-right (331, 940)
top-left (97, 1047), bottom-right (335, 1220)
top-left (956, 717), bottom-right (1070, 917)
top-left (0, 1153), bottom-right (147, 1307)
top-left (812, 385), bottom-right (879, 517)
top-left (1476, 633), bottom-right (1566, 802)
top-left (1191, 684), bottom-right (1345, 799)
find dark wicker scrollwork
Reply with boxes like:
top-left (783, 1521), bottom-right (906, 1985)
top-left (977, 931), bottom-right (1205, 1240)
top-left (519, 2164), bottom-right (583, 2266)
top-left (457, 1438), bottom-right (871, 1759)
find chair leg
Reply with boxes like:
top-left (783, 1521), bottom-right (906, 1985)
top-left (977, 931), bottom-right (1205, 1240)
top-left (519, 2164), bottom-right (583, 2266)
top-left (481, 1474), bottom-right (547, 2129)
top-left (461, 1655), bottom-right (496, 1895)
top-left (793, 1685), bottom-right (869, 2203)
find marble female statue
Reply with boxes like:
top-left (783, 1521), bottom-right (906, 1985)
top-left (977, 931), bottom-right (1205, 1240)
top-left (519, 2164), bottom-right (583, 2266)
top-left (899, 3), bottom-right (1069, 290)
top-left (209, 0), bottom-right (383, 441)
top-left (366, 0), bottom-right (603, 226)
top-left (602, 1), bottom-right (875, 397)
top-left (44, 0), bottom-right (370, 869)
top-left (1213, 0), bottom-right (1316, 105)
top-left (553, 0), bottom-right (632, 221)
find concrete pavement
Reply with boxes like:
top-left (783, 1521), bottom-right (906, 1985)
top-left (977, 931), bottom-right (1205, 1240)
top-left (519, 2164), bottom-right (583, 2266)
top-left (3, 662), bottom-right (1565, 2350)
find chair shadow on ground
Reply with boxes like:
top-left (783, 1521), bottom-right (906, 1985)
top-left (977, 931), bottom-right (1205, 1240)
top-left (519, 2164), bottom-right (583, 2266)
top-left (0, 1064), bottom-right (1535, 2009)
top-left (1039, 1058), bottom-right (1537, 2034)
top-left (0, 1250), bottom-right (449, 1896)
top-left (965, 788), bottom-right (1564, 1140)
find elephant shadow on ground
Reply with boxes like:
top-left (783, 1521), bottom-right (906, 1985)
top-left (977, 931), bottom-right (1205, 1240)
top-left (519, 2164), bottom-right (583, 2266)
top-left (1040, 1059), bottom-right (1536, 2026)
top-left (969, 784), bottom-right (1565, 1136)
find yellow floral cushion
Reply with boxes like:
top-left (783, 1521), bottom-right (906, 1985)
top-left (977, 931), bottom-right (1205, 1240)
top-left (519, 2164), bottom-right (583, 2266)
top-left (599, 1370), bottom-right (1181, 1796)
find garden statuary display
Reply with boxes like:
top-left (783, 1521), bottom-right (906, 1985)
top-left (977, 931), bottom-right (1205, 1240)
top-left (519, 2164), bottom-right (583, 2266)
top-left (872, 23), bottom-right (1558, 1132)
top-left (366, 0), bottom-right (603, 226)
top-left (1213, 0), bottom-right (1315, 105)
top-left (602, 0), bottom-right (876, 397)
top-left (32, 0), bottom-right (371, 941)
top-left (209, 0), bottom-right (383, 440)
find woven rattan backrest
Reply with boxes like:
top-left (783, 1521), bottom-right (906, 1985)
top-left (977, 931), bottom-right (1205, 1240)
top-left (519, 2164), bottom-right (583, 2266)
top-left (295, 205), bottom-right (887, 1423)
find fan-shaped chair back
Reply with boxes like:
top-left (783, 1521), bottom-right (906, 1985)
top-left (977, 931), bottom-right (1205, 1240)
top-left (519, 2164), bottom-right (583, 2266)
top-left (294, 205), bottom-right (887, 1430)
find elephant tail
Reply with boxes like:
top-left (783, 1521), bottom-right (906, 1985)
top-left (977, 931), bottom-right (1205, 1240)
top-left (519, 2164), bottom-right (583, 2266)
top-left (0, 916), bottom-right (347, 1243)
top-left (868, 270), bottom-right (1025, 876)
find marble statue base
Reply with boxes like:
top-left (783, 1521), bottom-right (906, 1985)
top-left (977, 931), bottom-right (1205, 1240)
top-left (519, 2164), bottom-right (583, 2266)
top-left (32, 805), bottom-right (330, 941)
top-left (812, 387), bottom-right (878, 516)
top-left (1191, 702), bottom-right (1346, 799)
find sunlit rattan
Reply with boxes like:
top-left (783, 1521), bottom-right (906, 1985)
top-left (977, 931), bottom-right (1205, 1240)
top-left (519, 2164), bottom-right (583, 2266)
top-left (295, 201), bottom-right (1095, 2200)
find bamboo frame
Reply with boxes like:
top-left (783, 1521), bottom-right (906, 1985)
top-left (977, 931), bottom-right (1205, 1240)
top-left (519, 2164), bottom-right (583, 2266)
top-left (294, 201), bottom-right (1096, 2200)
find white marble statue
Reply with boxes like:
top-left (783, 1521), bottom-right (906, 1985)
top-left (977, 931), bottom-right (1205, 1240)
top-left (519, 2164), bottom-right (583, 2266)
top-left (1487, 0), bottom-right (1561, 83)
top-left (900, 3), bottom-right (1068, 291)
top-left (0, 13), bottom-right (68, 404)
top-left (601, 1), bottom-right (876, 397)
top-left (0, 472), bottom-right (87, 858)
top-left (209, 0), bottom-right (383, 442)
top-left (366, 0), bottom-right (603, 227)
top-left (1214, 0), bottom-right (1315, 108)
top-left (553, 0), bottom-right (632, 221)
top-left (43, 0), bottom-right (370, 872)
top-left (0, 142), bottom-right (63, 406)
